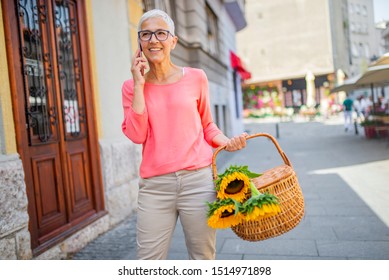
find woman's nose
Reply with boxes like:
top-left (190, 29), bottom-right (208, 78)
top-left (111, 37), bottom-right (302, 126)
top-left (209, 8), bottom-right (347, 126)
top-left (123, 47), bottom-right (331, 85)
top-left (149, 33), bottom-right (159, 43)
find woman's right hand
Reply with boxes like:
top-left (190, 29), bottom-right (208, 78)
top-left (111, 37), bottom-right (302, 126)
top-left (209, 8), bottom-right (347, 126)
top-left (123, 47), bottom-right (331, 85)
top-left (131, 49), bottom-right (148, 85)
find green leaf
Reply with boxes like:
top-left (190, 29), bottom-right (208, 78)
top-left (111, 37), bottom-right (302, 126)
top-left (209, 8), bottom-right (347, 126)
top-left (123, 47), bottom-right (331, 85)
top-left (206, 198), bottom-right (237, 217)
top-left (239, 191), bottom-right (281, 214)
top-left (216, 165), bottom-right (261, 181)
top-left (233, 200), bottom-right (242, 216)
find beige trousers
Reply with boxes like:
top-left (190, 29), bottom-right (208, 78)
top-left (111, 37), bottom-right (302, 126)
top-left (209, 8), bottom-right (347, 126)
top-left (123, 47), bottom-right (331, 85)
top-left (137, 166), bottom-right (216, 260)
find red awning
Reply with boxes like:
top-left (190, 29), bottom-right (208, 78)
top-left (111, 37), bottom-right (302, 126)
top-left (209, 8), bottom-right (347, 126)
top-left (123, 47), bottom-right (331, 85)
top-left (230, 50), bottom-right (251, 80)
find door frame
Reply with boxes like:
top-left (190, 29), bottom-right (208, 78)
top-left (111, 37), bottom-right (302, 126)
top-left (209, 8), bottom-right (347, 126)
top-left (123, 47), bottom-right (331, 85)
top-left (1, 0), bottom-right (106, 256)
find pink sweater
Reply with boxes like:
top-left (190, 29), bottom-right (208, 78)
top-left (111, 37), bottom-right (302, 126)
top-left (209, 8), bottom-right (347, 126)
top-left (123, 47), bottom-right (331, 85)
top-left (122, 67), bottom-right (222, 178)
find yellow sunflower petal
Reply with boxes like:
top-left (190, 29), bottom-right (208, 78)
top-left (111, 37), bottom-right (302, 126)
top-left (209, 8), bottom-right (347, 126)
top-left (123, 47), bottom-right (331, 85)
top-left (244, 203), bottom-right (282, 221)
top-left (244, 207), bottom-right (260, 221)
top-left (257, 206), bottom-right (266, 216)
top-left (207, 204), bottom-right (243, 229)
top-left (271, 203), bottom-right (281, 213)
top-left (262, 204), bottom-right (272, 213)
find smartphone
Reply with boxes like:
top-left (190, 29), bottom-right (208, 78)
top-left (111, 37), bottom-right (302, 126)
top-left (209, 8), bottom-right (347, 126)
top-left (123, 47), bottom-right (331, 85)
top-left (138, 42), bottom-right (144, 76)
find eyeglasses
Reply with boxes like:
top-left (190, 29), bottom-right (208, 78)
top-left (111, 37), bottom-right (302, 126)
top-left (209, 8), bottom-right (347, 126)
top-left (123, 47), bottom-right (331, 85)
top-left (138, 29), bottom-right (172, 42)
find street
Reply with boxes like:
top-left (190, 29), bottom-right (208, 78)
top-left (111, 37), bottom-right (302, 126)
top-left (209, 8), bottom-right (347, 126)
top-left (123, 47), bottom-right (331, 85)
top-left (73, 115), bottom-right (389, 260)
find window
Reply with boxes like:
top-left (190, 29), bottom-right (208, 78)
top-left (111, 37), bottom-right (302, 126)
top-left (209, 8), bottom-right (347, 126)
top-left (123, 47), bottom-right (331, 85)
top-left (350, 22), bottom-right (355, 32)
top-left (214, 104), bottom-right (220, 128)
top-left (356, 22), bottom-right (361, 33)
top-left (362, 23), bottom-right (368, 33)
top-left (351, 42), bottom-right (359, 57)
top-left (349, 3), bottom-right (354, 14)
top-left (359, 43), bottom-right (369, 58)
top-left (206, 4), bottom-right (219, 56)
top-left (359, 42), bottom-right (364, 55)
top-left (355, 4), bottom-right (360, 15)
top-left (222, 105), bottom-right (227, 133)
top-left (364, 44), bottom-right (370, 58)
top-left (362, 5), bottom-right (367, 16)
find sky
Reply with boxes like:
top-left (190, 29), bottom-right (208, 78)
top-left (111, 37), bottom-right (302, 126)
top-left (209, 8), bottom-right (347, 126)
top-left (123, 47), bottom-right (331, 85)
top-left (373, 0), bottom-right (389, 22)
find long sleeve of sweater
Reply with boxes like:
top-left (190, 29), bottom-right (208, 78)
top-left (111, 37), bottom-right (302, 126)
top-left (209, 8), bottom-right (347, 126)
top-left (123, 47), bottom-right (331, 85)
top-left (121, 81), bottom-right (148, 144)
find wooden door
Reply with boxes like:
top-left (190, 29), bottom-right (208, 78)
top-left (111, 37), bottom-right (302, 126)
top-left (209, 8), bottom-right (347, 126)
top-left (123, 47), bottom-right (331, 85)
top-left (2, 0), bottom-right (105, 255)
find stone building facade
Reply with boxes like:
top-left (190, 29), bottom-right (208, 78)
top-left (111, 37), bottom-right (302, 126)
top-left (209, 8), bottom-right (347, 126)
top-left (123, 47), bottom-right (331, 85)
top-left (347, 0), bottom-right (376, 77)
top-left (236, 0), bottom-right (378, 93)
top-left (0, 0), bottom-right (247, 259)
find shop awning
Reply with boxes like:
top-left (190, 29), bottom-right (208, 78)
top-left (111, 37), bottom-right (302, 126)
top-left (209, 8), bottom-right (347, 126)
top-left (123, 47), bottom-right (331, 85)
top-left (331, 74), bottom-right (363, 93)
top-left (230, 51), bottom-right (251, 80)
top-left (357, 64), bottom-right (389, 85)
top-left (331, 53), bottom-right (389, 92)
top-left (371, 52), bottom-right (389, 66)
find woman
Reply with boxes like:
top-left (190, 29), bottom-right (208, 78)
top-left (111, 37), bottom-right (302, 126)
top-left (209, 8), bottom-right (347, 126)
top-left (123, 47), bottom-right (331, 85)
top-left (122, 9), bottom-right (247, 260)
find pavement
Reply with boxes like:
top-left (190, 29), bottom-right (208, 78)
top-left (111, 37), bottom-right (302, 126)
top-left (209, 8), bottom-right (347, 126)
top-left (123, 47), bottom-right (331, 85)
top-left (72, 114), bottom-right (389, 260)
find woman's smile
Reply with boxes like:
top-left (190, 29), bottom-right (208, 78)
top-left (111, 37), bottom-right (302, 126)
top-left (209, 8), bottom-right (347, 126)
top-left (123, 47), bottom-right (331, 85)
top-left (148, 47), bottom-right (163, 52)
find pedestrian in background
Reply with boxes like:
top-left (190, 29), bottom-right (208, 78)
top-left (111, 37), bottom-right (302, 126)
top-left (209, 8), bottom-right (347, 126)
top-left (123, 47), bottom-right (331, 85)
top-left (366, 96), bottom-right (374, 116)
top-left (353, 95), bottom-right (366, 122)
top-left (375, 96), bottom-right (388, 113)
top-left (359, 95), bottom-right (369, 118)
top-left (121, 9), bottom-right (247, 260)
top-left (342, 94), bottom-right (353, 132)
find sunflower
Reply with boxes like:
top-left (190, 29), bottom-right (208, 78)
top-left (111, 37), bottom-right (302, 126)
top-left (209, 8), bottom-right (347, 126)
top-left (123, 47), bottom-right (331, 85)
top-left (206, 199), bottom-right (244, 229)
top-left (215, 165), bottom-right (261, 203)
top-left (240, 182), bottom-right (281, 221)
top-left (216, 172), bottom-right (250, 202)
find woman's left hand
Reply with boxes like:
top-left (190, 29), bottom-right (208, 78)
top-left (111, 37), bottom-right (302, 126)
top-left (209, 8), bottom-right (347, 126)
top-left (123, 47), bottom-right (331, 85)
top-left (225, 132), bottom-right (248, 152)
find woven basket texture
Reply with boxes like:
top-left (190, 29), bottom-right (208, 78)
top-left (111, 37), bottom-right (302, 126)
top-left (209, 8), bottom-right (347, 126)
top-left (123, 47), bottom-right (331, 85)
top-left (231, 164), bottom-right (304, 241)
top-left (212, 133), bottom-right (305, 242)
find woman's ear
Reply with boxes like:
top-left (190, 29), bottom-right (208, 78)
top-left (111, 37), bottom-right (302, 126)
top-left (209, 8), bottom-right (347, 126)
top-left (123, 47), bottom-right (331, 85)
top-left (171, 36), bottom-right (178, 50)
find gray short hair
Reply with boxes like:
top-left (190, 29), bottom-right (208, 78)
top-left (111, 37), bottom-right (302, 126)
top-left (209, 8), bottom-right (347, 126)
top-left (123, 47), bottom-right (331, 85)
top-left (138, 9), bottom-right (175, 36)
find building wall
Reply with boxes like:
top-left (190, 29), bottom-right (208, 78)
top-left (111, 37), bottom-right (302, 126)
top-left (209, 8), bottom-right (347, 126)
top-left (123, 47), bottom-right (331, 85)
top-left (92, 0), bottom-right (133, 140)
top-left (172, 0), bottom-right (245, 136)
top-left (219, 4), bottom-right (245, 135)
top-left (383, 25), bottom-right (389, 53)
top-left (237, 0), bottom-right (335, 84)
top-left (347, 0), bottom-right (375, 76)
top-left (90, 0), bottom-right (141, 229)
top-left (0, 155), bottom-right (31, 260)
top-left (328, 0), bottom-right (351, 77)
top-left (374, 21), bottom-right (388, 57)
top-left (0, 1), bottom-right (17, 156)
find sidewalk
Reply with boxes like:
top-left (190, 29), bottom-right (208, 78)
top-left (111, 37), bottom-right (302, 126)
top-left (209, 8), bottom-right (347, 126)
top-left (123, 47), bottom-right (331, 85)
top-left (72, 115), bottom-right (389, 260)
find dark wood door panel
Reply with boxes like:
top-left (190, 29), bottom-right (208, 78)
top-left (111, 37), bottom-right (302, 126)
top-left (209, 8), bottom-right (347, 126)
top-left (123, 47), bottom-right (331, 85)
top-left (66, 145), bottom-right (94, 221)
top-left (31, 152), bottom-right (67, 236)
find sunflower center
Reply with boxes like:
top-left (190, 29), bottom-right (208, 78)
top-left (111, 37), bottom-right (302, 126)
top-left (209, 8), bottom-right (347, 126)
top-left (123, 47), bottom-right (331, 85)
top-left (225, 179), bottom-right (244, 194)
top-left (221, 210), bottom-right (234, 218)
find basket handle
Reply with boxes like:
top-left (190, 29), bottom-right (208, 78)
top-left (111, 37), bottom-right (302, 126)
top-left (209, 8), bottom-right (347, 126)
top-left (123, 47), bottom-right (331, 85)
top-left (212, 133), bottom-right (292, 180)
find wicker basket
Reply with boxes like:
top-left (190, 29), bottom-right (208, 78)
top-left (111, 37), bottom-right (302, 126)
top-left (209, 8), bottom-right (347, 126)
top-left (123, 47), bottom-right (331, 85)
top-left (212, 133), bottom-right (305, 241)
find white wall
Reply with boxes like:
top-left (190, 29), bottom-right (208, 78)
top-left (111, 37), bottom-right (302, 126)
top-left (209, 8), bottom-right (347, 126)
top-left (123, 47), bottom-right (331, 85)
top-left (237, 0), bottom-right (334, 83)
top-left (91, 0), bottom-right (132, 140)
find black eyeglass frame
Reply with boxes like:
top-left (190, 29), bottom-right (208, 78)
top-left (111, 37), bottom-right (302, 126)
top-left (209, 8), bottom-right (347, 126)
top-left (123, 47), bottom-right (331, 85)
top-left (137, 29), bottom-right (173, 42)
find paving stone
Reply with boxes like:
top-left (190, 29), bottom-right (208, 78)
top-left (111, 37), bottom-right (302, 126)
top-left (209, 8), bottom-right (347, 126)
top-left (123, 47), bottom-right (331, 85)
top-left (317, 240), bottom-right (389, 259)
top-left (71, 215), bottom-right (136, 260)
top-left (219, 238), bottom-right (319, 257)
